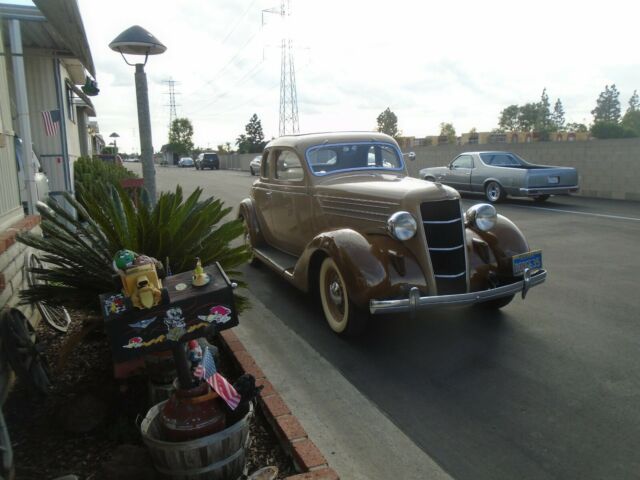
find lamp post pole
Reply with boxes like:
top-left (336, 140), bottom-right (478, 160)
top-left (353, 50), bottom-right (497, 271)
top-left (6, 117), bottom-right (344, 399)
top-left (135, 63), bottom-right (156, 203)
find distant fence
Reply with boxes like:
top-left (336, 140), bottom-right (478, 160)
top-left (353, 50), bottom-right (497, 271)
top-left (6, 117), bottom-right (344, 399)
top-left (220, 139), bottom-right (640, 201)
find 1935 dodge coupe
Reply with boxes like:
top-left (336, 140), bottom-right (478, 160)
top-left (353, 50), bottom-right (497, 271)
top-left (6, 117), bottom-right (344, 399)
top-left (239, 132), bottom-right (546, 335)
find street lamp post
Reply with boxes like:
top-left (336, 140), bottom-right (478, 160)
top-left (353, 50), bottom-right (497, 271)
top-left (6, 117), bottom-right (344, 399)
top-left (109, 132), bottom-right (119, 153)
top-left (109, 25), bottom-right (166, 205)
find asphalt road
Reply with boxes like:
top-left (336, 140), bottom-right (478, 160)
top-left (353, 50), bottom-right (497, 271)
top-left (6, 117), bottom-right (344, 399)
top-left (141, 163), bottom-right (640, 479)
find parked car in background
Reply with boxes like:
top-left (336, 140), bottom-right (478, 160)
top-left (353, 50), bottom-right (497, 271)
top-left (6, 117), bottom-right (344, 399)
top-left (239, 132), bottom-right (546, 336)
top-left (249, 155), bottom-right (261, 176)
top-left (178, 157), bottom-right (194, 168)
top-left (98, 153), bottom-right (123, 166)
top-left (195, 152), bottom-right (220, 170)
top-left (419, 151), bottom-right (579, 203)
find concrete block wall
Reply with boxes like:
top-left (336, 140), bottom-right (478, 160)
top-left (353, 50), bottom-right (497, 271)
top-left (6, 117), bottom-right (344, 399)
top-left (405, 138), bottom-right (640, 201)
top-left (219, 153), bottom-right (258, 171)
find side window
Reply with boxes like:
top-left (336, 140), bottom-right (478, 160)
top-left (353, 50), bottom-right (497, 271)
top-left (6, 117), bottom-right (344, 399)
top-left (275, 150), bottom-right (304, 181)
top-left (451, 155), bottom-right (474, 169)
top-left (261, 150), bottom-right (270, 178)
top-left (65, 85), bottom-right (76, 123)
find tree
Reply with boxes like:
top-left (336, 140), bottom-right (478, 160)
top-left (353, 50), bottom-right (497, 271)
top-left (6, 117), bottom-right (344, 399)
top-left (551, 99), bottom-right (565, 131)
top-left (627, 90), bottom-right (639, 114)
top-left (439, 122), bottom-right (456, 143)
top-left (565, 122), bottom-right (588, 133)
top-left (591, 84), bottom-right (621, 123)
top-left (168, 118), bottom-right (194, 156)
top-left (536, 88), bottom-right (552, 131)
top-left (376, 107), bottom-right (400, 138)
top-left (591, 121), bottom-right (635, 139)
top-left (236, 114), bottom-right (266, 154)
top-left (499, 105), bottom-right (520, 131)
top-left (517, 103), bottom-right (539, 131)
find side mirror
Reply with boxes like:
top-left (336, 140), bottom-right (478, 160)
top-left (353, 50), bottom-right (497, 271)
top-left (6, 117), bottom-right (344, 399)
top-left (408, 152), bottom-right (416, 161)
top-left (449, 163), bottom-right (454, 170)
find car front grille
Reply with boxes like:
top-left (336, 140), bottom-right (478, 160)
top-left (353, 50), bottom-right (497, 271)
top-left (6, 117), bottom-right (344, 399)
top-left (420, 200), bottom-right (467, 295)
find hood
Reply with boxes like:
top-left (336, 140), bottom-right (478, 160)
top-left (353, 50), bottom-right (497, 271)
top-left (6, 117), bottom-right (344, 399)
top-left (315, 172), bottom-right (459, 206)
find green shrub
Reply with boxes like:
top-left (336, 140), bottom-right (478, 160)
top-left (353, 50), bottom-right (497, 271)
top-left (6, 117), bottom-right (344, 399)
top-left (74, 156), bottom-right (138, 205)
top-left (590, 121), bottom-right (637, 139)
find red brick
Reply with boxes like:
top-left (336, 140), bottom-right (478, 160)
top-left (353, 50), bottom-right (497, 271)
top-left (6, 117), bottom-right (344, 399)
top-left (292, 439), bottom-right (327, 471)
top-left (239, 361), bottom-right (265, 380)
top-left (234, 350), bottom-right (255, 365)
top-left (285, 468), bottom-right (339, 480)
top-left (220, 329), bottom-right (239, 343)
top-left (257, 378), bottom-right (275, 397)
top-left (276, 414), bottom-right (307, 441)
top-left (261, 393), bottom-right (290, 418)
top-left (226, 339), bottom-right (245, 353)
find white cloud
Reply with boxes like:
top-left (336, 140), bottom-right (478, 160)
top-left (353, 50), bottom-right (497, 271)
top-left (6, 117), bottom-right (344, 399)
top-left (78, 0), bottom-right (640, 152)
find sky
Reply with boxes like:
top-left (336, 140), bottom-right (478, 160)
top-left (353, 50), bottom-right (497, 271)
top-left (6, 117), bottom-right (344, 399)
top-left (73, 0), bottom-right (640, 153)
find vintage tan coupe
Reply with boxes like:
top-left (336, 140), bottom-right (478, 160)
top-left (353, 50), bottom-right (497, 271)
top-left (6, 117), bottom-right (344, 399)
top-left (239, 132), bottom-right (546, 335)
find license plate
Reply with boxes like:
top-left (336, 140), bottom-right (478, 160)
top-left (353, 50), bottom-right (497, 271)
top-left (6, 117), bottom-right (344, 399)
top-left (512, 250), bottom-right (543, 275)
top-left (548, 176), bottom-right (559, 184)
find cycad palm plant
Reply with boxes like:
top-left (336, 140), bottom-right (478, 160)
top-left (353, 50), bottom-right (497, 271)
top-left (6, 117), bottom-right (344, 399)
top-left (18, 184), bottom-right (250, 311)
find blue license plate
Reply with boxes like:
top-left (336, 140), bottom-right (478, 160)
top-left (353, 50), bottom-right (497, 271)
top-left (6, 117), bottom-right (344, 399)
top-left (512, 250), bottom-right (543, 275)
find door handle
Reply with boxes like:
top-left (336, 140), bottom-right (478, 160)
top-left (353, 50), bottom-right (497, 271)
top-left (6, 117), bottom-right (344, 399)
top-left (266, 191), bottom-right (272, 197)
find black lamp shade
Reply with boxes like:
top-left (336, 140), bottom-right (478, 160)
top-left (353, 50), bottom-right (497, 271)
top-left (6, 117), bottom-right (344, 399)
top-left (109, 25), bottom-right (166, 56)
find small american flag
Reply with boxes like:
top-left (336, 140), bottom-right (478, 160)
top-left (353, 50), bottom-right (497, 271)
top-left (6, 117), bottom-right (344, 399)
top-left (201, 347), bottom-right (241, 410)
top-left (41, 109), bottom-right (61, 136)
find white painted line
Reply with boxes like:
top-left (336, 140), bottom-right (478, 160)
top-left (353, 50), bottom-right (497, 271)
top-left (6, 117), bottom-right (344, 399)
top-left (506, 204), bottom-right (640, 222)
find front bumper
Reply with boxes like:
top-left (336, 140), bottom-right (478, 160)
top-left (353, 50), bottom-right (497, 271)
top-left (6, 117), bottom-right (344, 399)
top-left (369, 268), bottom-right (547, 315)
top-left (519, 185), bottom-right (579, 196)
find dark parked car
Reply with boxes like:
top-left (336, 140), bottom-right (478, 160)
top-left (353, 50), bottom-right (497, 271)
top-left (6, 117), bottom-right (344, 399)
top-left (196, 152), bottom-right (220, 170)
top-left (419, 151), bottom-right (579, 203)
top-left (239, 132), bottom-right (546, 336)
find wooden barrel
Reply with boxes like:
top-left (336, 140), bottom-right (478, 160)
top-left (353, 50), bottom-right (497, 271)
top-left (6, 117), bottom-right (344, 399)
top-left (141, 401), bottom-right (252, 480)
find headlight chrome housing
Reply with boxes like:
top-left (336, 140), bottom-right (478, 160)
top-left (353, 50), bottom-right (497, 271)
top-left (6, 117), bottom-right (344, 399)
top-left (387, 211), bottom-right (418, 241)
top-left (466, 203), bottom-right (497, 232)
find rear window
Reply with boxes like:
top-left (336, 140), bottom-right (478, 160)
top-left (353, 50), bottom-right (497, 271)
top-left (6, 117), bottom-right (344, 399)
top-left (203, 153), bottom-right (219, 160)
top-left (480, 153), bottom-right (522, 166)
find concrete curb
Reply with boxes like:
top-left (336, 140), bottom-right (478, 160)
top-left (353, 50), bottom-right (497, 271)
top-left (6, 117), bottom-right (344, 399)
top-left (220, 329), bottom-right (339, 480)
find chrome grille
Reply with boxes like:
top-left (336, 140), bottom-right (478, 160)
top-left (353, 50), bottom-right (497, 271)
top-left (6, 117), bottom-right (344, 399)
top-left (420, 200), bottom-right (467, 295)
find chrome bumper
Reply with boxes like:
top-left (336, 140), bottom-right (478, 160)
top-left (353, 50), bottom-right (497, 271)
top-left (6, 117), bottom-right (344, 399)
top-left (369, 268), bottom-right (547, 315)
top-left (519, 186), bottom-right (579, 195)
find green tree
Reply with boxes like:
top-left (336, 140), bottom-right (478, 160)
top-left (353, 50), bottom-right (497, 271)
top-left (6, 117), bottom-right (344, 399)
top-left (439, 122), bottom-right (456, 143)
top-left (591, 121), bottom-right (635, 139)
top-left (566, 122), bottom-right (588, 133)
top-left (168, 118), bottom-right (195, 156)
top-left (499, 105), bottom-right (520, 131)
top-left (536, 88), bottom-right (552, 131)
top-left (551, 99), bottom-right (565, 131)
top-left (627, 90), bottom-right (639, 114)
top-left (591, 84), bottom-right (621, 123)
top-left (236, 114), bottom-right (266, 153)
top-left (376, 107), bottom-right (400, 138)
top-left (517, 103), bottom-right (539, 131)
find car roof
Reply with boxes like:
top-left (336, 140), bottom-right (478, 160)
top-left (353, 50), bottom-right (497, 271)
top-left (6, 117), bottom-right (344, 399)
top-left (266, 131), bottom-right (399, 155)
top-left (460, 151), bottom-right (515, 155)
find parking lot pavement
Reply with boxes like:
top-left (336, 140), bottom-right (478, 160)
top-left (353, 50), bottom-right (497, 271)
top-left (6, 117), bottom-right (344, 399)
top-left (149, 166), bottom-right (640, 480)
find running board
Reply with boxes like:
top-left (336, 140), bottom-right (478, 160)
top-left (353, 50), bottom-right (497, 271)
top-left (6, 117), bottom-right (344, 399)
top-left (253, 245), bottom-right (298, 279)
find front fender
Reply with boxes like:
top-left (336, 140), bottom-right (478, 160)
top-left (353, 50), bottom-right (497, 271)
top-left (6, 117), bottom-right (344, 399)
top-left (292, 229), bottom-right (426, 309)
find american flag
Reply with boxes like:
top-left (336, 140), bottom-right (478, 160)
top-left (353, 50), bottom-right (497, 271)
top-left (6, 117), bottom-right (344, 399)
top-left (200, 347), bottom-right (241, 410)
top-left (41, 109), bottom-right (61, 136)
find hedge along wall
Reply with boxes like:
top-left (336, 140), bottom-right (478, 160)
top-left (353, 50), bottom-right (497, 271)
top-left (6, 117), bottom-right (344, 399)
top-left (405, 138), bottom-right (640, 201)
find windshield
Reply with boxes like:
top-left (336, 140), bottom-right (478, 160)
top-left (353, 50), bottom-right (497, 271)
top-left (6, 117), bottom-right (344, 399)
top-left (479, 152), bottom-right (525, 167)
top-left (306, 142), bottom-right (403, 176)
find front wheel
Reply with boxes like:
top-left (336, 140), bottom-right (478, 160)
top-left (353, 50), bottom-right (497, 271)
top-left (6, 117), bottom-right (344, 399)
top-left (485, 181), bottom-right (505, 203)
top-left (249, 167), bottom-right (255, 176)
top-left (318, 257), bottom-right (368, 336)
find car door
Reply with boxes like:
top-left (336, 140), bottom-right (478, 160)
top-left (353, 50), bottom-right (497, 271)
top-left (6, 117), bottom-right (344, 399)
top-left (444, 154), bottom-right (474, 191)
top-left (252, 149), bottom-right (279, 246)
top-left (269, 148), bottom-right (312, 255)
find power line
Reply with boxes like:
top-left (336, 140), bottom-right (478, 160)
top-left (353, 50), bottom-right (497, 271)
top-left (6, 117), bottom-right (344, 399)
top-left (219, 0), bottom-right (259, 46)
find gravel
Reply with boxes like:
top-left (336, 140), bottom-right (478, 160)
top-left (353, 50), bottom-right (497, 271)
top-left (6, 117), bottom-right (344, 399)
top-left (4, 309), bottom-right (294, 479)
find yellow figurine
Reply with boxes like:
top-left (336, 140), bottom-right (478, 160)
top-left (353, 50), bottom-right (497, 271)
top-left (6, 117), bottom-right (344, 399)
top-left (192, 257), bottom-right (210, 287)
top-left (131, 275), bottom-right (162, 309)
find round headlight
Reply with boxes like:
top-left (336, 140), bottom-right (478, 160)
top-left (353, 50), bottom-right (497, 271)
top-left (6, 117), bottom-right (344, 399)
top-left (466, 204), bottom-right (497, 232)
top-left (387, 211), bottom-right (417, 241)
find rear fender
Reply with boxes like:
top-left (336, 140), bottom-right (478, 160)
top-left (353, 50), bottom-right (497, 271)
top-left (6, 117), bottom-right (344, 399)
top-left (237, 199), bottom-right (264, 247)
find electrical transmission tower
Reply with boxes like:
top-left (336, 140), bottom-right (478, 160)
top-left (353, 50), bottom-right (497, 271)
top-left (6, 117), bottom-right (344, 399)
top-left (162, 78), bottom-right (180, 132)
top-left (278, 0), bottom-right (299, 136)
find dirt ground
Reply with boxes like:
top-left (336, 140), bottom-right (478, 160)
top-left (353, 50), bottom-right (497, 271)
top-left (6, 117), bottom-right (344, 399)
top-left (4, 310), bottom-right (293, 479)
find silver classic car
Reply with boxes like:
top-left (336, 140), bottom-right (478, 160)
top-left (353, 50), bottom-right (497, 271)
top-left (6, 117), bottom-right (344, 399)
top-left (419, 151), bottom-right (579, 203)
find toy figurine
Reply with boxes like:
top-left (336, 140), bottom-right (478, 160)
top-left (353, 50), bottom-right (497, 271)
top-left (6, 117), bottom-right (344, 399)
top-left (192, 257), bottom-right (210, 287)
top-left (113, 250), bottom-right (169, 310)
top-left (130, 275), bottom-right (162, 309)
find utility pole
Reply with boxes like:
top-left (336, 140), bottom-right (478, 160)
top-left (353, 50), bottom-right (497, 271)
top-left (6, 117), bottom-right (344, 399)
top-left (163, 78), bottom-right (180, 136)
top-left (264, 0), bottom-right (299, 136)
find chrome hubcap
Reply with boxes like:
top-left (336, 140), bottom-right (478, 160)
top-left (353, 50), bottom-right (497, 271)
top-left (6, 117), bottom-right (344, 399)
top-left (329, 280), bottom-right (343, 306)
top-left (488, 183), bottom-right (499, 201)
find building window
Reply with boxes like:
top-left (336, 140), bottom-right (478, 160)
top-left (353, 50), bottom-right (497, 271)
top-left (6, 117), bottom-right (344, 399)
top-left (66, 85), bottom-right (76, 123)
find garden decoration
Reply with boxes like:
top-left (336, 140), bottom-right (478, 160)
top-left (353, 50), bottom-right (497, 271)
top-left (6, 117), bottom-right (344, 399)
top-left (191, 257), bottom-right (210, 287)
top-left (113, 250), bottom-right (168, 310)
